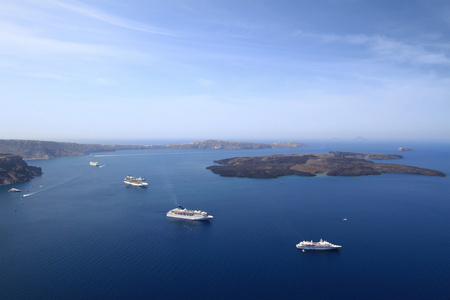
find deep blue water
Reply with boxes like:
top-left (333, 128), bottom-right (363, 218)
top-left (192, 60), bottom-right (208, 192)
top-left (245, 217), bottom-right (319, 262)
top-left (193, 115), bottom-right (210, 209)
top-left (1, 141), bottom-right (449, 299)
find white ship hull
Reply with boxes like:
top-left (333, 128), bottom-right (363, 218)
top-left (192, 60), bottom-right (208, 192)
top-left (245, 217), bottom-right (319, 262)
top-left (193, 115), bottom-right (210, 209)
top-left (124, 181), bottom-right (149, 187)
top-left (124, 175), bottom-right (148, 187)
top-left (90, 161), bottom-right (100, 166)
top-left (296, 245), bottom-right (341, 250)
top-left (296, 239), bottom-right (341, 251)
top-left (166, 206), bottom-right (213, 221)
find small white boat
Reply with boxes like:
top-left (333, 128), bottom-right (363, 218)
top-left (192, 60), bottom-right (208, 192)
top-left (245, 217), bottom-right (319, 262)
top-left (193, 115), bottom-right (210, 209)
top-left (8, 188), bottom-right (21, 192)
top-left (90, 161), bottom-right (100, 167)
top-left (166, 206), bottom-right (213, 221)
top-left (296, 239), bottom-right (342, 251)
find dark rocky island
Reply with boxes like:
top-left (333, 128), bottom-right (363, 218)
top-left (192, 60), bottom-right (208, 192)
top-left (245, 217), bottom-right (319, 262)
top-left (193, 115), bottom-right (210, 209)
top-left (328, 151), bottom-right (403, 160)
top-left (0, 139), bottom-right (307, 160)
top-left (0, 154), bottom-right (42, 186)
top-left (206, 154), bottom-right (446, 178)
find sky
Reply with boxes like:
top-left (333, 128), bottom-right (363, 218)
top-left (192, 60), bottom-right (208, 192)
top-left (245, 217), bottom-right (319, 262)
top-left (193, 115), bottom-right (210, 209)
top-left (1, 0), bottom-right (450, 143)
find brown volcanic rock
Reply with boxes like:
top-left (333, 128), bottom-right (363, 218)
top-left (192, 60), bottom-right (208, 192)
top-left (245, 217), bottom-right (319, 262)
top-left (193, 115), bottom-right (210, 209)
top-left (328, 151), bottom-right (403, 160)
top-left (206, 154), bottom-right (446, 178)
top-left (0, 154), bottom-right (42, 186)
top-left (209, 155), bottom-right (316, 178)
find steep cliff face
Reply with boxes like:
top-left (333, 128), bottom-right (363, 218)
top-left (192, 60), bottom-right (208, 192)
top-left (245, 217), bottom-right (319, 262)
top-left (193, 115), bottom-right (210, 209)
top-left (0, 154), bottom-right (42, 186)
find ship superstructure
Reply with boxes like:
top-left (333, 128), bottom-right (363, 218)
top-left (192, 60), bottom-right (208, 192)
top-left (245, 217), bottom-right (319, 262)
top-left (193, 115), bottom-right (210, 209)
top-left (296, 239), bottom-right (341, 251)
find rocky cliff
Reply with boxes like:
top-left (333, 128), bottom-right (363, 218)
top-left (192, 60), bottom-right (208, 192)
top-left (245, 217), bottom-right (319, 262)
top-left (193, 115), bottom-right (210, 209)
top-left (0, 154), bottom-right (42, 186)
top-left (206, 154), bottom-right (446, 178)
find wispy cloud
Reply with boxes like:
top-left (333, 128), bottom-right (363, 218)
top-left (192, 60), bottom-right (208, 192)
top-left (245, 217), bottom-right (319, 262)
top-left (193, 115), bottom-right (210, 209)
top-left (0, 19), bottom-right (156, 66)
top-left (296, 31), bottom-right (450, 65)
top-left (369, 36), bottom-right (450, 65)
top-left (0, 26), bottom-right (112, 57)
top-left (52, 0), bottom-right (177, 37)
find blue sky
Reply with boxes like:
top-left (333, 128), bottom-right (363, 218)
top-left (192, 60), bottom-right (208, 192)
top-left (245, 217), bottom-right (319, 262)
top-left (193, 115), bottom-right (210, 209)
top-left (1, 0), bottom-right (449, 142)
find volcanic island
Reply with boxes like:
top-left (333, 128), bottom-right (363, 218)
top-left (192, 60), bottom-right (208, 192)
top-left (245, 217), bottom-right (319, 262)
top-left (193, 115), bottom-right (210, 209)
top-left (206, 152), bottom-right (446, 178)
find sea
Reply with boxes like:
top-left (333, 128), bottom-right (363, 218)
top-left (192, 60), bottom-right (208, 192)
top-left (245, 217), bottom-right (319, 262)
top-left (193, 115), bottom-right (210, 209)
top-left (1, 140), bottom-right (449, 300)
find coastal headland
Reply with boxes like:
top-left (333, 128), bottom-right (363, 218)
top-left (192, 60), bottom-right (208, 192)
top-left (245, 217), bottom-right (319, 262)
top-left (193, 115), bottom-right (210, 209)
top-left (206, 153), bottom-right (446, 178)
top-left (0, 154), bottom-right (42, 186)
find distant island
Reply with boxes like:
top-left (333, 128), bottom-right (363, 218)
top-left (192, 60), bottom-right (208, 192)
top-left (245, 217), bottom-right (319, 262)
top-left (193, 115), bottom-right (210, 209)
top-left (0, 154), bottom-right (42, 186)
top-left (0, 139), bottom-right (308, 160)
top-left (161, 140), bottom-right (306, 150)
top-left (206, 153), bottom-right (446, 178)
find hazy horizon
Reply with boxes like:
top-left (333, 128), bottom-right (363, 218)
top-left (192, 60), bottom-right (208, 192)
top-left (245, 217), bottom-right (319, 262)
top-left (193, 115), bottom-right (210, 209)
top-left (3, 137), bottom-right (450, 147)
top-left (1, 1), bottom-right (449, 141)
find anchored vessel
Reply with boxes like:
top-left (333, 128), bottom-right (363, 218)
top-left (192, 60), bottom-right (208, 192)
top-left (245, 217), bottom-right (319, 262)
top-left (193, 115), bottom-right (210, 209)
top-left (124, 175), bottom-right (149, 187)
top-left (166, 206), bottom-right (213, 221)
top-left (8, 188), bottom-right (21, 192)
top-left (90, 161), bottom-right (100, 167)
top-left (296, 239), bottom-right (342, 251)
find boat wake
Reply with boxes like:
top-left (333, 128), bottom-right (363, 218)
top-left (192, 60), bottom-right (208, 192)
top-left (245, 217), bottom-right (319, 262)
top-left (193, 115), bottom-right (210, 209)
top-left (21, 192), bottom-right (36, 197)
top-left (20, 176), bottom-right (79, 198)
top-left (98, 164), bottom-right (107, 168)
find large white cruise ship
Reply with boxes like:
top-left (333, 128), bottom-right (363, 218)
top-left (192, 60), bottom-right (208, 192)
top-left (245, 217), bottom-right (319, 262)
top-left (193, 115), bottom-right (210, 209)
top-left (166, 206), bottom-right (213, 221)
top-left (124, 175), bottom-right (149, 187)
top-left (90, 161), bottom-right (100, 167)
top-left (296, 239), bottom-right (342, 251)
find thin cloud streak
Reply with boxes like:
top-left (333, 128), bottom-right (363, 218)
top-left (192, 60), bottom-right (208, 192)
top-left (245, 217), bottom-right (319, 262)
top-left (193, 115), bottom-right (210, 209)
top-left (52, 0), bottom-right (177, 37)
top-left (0, 22), bottom-right (157, 68)
top-left (296, 31), bottom-right (450, 65)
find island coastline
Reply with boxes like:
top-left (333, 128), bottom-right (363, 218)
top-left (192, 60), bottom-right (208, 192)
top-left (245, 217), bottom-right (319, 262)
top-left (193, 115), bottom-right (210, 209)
top-left (206, 154), bottom-right (446, 178)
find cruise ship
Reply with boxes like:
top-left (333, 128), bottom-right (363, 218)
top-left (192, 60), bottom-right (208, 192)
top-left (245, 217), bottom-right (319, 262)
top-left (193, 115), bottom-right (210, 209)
top-left (296, 239), bottom-right (342, 251)
top-left (166, 206), bottom-right (213, 221)
top-left (90, 161), bottom-right (100, 167)
top-left (124, 175), bottom-right (149, 187)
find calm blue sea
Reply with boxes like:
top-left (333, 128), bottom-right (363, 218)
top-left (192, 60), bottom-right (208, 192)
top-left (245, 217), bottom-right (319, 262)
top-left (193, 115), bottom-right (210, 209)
top-left (1, 141), bottom-right (449, 299)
